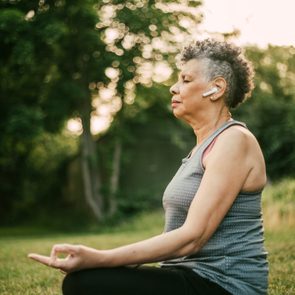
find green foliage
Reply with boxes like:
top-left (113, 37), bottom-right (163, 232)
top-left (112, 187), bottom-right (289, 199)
top-left (0, 0), bottom-right (202, 223)
top-left (0, 1), bottom-right (74, 223)
top-left (0, 130), bottom-right (79, 225)
top-left (0, 0), bottom-right (106, 223)
top-left (234, 45), bottom-right (295, 180)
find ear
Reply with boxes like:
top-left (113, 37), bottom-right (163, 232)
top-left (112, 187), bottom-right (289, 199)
top-left (210, 77), bottom-right (227, 101)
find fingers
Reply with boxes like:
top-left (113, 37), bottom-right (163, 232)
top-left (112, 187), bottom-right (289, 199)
top-left (28, 252), bottom-right (68, 269)
top-left (28, 253), bottom-right (52, 266)
top-left (28, 244), bottom-right (78, 269)
top-left (50, 244), bottom-right (78, 260)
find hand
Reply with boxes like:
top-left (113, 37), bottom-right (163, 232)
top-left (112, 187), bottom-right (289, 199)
top-left (28, 244), bottom-right (102, 273)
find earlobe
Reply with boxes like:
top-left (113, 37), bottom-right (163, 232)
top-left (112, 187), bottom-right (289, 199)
top-left (210, 94), bottom-right (219, 102)
top-left (213, 77), bottom-right (227, 98)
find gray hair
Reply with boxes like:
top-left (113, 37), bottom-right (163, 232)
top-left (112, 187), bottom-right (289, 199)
top-left (181, 39), bottom-right (254, 108)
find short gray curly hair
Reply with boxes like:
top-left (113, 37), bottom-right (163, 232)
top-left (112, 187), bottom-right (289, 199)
top-left (181, 39), bottom-right (254, 108)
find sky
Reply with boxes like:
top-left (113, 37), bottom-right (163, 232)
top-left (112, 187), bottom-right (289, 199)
top-left (199, 0), bottom-right (295, 47)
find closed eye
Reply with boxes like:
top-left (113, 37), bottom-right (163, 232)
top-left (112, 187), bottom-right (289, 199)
top-left (179, 73), bottom-right (192, 83)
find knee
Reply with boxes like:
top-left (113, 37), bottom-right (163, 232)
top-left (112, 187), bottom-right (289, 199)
top-left (62, 272), bottom-right (82, 295)
top-left (62, 268), bottom-right (111, 295)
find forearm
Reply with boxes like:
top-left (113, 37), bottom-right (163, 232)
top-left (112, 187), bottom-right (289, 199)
top-left (95, 226), bottom-right (202, 268)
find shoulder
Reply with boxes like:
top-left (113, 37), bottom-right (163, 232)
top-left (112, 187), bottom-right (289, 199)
top-left (214, 124), bottom-right (254, 153)
top-left (203, 124), bottom-right (259, 169)
top-left (224, 123), bottom-right (255, 139)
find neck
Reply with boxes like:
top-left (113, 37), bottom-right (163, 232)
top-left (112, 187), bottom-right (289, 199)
top-left (189, 108), bottom-right (232, 146)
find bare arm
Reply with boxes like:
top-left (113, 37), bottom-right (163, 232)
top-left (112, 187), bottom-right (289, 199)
top-left (29, 129), bottom-right (257, 273)
top-left (28, 226), bottom-right (202, 272)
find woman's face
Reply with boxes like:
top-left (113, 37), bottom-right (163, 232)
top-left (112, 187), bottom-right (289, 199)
top-left (170, 59), bottom-right (211, 121)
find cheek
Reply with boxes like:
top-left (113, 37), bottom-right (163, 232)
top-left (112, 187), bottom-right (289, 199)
top-left (180, 84), bottom-right (202, 100)
top-left (180, 85), bottom-right (191, 97)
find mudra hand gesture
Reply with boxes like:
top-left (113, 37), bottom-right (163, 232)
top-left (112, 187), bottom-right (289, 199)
top-left (28, 244), bottom-right (102, 273)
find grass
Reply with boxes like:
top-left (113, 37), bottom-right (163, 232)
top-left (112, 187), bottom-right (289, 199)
top-left (263, 179), bottom-right (295, 229)
top-left (0, 211), bottom-right (164, 295)
top-left (0, 210), bottom-right (294, 295)
top-left (265, 230), bottom-right (295, 295)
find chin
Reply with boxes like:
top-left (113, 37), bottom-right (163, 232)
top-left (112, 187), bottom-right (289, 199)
top-left (172, 110), bottom-right (183, 119)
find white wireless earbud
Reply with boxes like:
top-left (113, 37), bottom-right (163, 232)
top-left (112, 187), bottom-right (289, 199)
top-left (202, 87), bottom-right (219, 98)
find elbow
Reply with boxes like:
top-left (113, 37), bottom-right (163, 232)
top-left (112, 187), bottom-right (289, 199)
top-left (176, 225), bottom-right (207, 257)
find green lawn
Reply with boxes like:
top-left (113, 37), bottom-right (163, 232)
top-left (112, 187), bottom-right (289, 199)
top-left (0, 211), bottom-right (294, 295)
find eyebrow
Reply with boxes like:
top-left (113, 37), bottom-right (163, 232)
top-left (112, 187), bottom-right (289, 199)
top-left (179, 73), bottom-right (193, 79)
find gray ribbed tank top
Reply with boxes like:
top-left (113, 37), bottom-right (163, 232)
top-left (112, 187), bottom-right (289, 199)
top-left (161, 120), bottom-right (268, 295)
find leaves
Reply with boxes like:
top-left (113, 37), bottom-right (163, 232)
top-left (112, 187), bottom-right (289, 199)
top-left (234, 45), bottom-right (295, 180)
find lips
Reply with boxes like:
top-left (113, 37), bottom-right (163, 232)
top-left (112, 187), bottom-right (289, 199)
top-left (172, 99), bottom-right (181, 103)
top-left (171, 98), bottom-right (181, 108)
top-left (171, 97), bottom-right (181, 103)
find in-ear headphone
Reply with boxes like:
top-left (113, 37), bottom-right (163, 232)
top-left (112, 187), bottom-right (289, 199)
top-left (202, 87), bottom-right (219, 98)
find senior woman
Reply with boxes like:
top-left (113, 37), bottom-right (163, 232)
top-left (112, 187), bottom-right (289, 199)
top-left (29, 39), bottom-right (268, 295)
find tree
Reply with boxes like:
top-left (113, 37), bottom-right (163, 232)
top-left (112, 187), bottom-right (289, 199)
top-left (92, 0), bottom-right (202, 216)
top-left (0, 0), bottom-right (202, 222)
top-left (0, 3), bottom-right (70, 223)
top-left (234, 45), bottom-right (295, 180)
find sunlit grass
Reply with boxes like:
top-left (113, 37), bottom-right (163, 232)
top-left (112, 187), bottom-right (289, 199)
top-left (0, 211), bottom-right (164, 295)
top-left (263, 178), bottom-right (295, 229)
top-left (0, 207), bottom-right (294, 295)
top-left (265, 230), bottom-right (295, 295)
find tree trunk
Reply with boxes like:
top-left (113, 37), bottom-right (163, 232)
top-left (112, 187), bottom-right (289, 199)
top-left (108, 139), bottom-right (122, 216)
top-left (80, 96), bottom-right (104, 221)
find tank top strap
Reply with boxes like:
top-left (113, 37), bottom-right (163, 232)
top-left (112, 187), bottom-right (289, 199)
top-left (195, 119), bottom-right (247, 158)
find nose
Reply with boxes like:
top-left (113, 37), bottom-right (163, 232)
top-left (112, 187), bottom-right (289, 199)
top-left (170, 82), bottom-right (179, 95)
